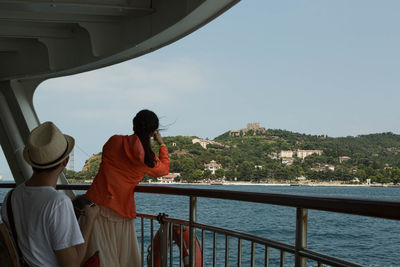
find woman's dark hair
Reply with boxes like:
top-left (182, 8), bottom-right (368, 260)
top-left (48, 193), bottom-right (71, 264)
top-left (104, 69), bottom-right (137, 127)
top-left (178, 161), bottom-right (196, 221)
top-left (133, 109), bottom-right (159, 168)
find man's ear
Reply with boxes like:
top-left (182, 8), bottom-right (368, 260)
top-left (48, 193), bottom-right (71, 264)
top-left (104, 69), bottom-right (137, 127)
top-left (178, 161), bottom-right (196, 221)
top-left (61, 156), bottom-right (70, 168)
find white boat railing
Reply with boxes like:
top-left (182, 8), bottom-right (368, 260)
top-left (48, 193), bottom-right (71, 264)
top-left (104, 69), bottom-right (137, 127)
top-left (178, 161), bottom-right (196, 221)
top-left (1, 183), bottom-right (400, 266)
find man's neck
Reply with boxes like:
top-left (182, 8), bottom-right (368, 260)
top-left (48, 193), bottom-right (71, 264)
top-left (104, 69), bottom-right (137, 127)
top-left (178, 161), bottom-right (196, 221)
top-left (25, 172), bottom-right (59, 188)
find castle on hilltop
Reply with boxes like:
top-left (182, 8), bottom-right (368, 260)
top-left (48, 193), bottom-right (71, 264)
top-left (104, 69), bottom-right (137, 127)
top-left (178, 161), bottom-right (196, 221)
top-left (229, 123), bottom-right (266, 137)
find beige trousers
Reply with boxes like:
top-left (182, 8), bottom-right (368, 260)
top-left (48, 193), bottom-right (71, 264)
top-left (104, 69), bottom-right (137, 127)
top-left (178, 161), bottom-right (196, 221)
top-left (83, 206), bottom-right (141, 267)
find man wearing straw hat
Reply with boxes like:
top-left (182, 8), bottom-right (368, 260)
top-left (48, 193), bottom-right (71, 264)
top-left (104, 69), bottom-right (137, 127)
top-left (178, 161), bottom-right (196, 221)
top-left (1, 121), bottom-right (99, 267)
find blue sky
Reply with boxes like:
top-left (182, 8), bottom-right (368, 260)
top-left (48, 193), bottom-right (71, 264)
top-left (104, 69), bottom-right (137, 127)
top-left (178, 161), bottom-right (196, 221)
top-left (1, 0), bottom-right (400, 177)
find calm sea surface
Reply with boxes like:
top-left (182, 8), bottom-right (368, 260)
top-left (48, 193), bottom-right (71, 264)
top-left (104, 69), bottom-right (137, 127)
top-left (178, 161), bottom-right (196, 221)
top-left (1, 184), bottom-right (399, 266)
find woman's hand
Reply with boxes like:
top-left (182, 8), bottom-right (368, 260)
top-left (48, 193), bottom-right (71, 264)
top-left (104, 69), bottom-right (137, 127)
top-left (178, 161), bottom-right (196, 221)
top-left (153, 130), bottom-right (164, 145)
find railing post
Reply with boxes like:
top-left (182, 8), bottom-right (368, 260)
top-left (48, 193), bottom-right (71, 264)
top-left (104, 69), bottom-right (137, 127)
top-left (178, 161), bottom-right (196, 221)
top-left (159, 218), bottom-right (169, 267)
top-left (189, 196), bottom-right (197, 267)
top-left (295, 208), bottom-right (308, 267)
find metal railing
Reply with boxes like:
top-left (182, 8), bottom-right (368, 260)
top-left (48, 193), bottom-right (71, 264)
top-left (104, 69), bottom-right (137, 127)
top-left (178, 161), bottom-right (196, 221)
top-left (1, 183), bottom-right (400, 266)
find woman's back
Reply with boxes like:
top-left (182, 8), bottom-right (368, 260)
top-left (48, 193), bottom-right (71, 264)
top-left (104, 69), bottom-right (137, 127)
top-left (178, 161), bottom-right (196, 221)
top-left (87, 134), bottom-right (169, 218)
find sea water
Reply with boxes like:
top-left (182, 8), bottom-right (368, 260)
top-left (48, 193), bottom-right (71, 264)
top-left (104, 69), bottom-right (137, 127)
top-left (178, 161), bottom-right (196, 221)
top-left (1, 184), bottom-right (399, 266)
top-left (134, 185), bottom-right (400, 267)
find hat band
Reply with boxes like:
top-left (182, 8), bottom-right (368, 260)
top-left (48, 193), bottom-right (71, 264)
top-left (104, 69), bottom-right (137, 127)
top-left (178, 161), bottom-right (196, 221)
top-left (30, 145), bottom-right (69, 167)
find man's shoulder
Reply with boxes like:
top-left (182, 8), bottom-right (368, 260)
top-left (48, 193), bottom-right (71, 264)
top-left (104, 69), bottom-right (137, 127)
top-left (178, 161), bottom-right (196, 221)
top-left (46, 190), bottom-right (72, 208)
top-left (50, 190), bottom-right (71, 202)
top-left (18, 184), bottom-right (57, 196)
top-left (20, 185), bottom-right (71, 207)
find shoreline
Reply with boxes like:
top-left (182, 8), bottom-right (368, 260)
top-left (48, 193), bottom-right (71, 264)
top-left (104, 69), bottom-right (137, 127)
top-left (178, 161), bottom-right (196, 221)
top-left (2, 179), bottom-right (397, 188)
top-left (146, 181), bottom-right (395, 187)
top-left (62, 179), bottom-right (399, 187)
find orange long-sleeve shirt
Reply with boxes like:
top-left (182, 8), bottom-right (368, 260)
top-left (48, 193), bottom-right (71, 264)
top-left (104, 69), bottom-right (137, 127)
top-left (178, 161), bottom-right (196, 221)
top-left (86, 134), bottom-right (170, 218)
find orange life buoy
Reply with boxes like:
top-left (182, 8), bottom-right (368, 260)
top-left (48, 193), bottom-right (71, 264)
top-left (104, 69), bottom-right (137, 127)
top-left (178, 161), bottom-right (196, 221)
top-left (148, 225), bottom-right (202, 267)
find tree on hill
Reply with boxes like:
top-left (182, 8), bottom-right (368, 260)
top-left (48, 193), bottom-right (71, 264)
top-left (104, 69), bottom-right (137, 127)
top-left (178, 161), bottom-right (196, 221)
top-left (214, 168), bottom-right (225, 180)
top-left (65, 130), bottom-right (400, 184)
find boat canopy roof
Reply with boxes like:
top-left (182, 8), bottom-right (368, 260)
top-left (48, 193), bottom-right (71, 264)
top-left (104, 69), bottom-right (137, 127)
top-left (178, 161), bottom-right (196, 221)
top-left (0, 0), bottom-right (238, 184)
top-left (0, 0), bottom-right (238, 82)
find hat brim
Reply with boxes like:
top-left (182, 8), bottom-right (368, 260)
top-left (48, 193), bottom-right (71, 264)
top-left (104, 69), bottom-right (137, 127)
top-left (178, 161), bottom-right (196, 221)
top-left (23, 135), bottom-right (75, 169)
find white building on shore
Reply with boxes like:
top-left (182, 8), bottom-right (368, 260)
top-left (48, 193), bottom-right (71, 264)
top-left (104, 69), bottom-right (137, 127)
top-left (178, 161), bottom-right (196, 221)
top-left (204, 160), bottom-right (222, 174)
top-left (280, 150), bottom-right (294, 158)
top-left (157, 173), bottom-right (180, 183)
top-left (297, 149), bottom-right (323, 159)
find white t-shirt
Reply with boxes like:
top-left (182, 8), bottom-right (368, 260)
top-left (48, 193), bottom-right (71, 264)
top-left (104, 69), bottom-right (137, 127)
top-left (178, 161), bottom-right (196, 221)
top-left (1, 183), bottom-right (84, 267)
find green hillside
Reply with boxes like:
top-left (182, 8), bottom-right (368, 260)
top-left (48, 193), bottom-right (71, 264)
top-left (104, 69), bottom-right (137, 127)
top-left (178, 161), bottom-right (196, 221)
top-left (65, 130), bottom-right (400, 184)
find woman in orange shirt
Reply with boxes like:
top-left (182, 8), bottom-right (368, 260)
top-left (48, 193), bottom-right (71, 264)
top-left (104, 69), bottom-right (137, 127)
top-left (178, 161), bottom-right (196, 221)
top-left (85, 109), bottom-right (170, 267)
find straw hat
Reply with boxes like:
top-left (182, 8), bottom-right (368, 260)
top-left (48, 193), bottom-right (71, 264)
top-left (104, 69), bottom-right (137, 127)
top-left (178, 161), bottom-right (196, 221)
top-left (23, 122), bottom-right (75, 169)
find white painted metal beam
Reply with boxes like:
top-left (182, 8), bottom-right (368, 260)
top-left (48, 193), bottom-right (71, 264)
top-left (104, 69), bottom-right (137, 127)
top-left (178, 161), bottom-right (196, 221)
top-left (0, 0), bottom-right (239, 82)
